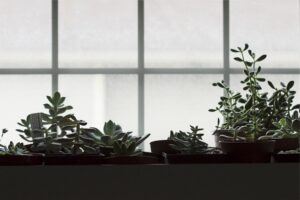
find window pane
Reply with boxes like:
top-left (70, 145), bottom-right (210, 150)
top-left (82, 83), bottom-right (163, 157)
top-left (231, 0), bottom-right (300, 68)
top-left (145, 0), bottom-right (223, 68)
top-left (145, 75), bottom-right (222, 150)
top-left (0, 0), bottom-right (51, 68)
top-left (59, 0), bottom-right (138, 68)
top-left (59, 75), bottom-right (138, 135)
top-left (0, 75), bottom-right (51, 144)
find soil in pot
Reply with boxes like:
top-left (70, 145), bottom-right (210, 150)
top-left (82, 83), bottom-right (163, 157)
top-left (220, 140), bottom-right (275, 163)
top-left (104, 155), bottom-right (161, 165)
top-left (273, 138), bottom-right (299, 153)
top-left (0, 154), bottom-right (44, 166)
top-left (163, 152), bottom-right (229, 164)
top-left (150, 140), bottom-right (179, 154)
top-left (44, 154), bottom-right (105, 165)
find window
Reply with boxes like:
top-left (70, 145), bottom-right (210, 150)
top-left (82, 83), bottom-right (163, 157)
top-left (0, 0), bottom-right (299, 150)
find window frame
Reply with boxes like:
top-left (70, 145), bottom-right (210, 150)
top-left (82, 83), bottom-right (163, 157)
top-left (0, 0), bottom-right (299, 148)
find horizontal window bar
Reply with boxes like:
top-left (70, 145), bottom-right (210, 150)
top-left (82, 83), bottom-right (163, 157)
top-left (0, 68), bottom-right (299, 75)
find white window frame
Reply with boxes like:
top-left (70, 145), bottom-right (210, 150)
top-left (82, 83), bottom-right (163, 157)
top-left (0, 0), bottom-right (299, 148)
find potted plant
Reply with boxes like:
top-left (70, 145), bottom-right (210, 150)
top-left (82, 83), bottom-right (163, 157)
top-left (259, 82), bottom-right (300, 152)
top-left (82, 120), bottom-right (163, 164)
top-left (210, 44), bottom-right (275, 163)
top-left (261, 113), bottom-right (300, 152)
top-left (0, 129), bottom-right (43, 165)
top-left (150, 139), bottom-right (178, 155)
top-left (104, 133), bottom-right (161, 164)
top-left (17, 92), bottom-right (103, 165)
top-left (163, 125), bottom-right (224, 164)
top-left (209, 83), bottom-right (244, 148)
top-left (273, 148), bottom-right (300, 163)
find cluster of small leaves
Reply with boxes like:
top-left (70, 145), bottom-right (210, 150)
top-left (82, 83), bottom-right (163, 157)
top-left (210, 44), bottom-right (300, 141)
top-left (0, 129), bottom-right (28, 155)
top-left (83, 120), bottom-right (150, 156)
top-left (231, 44), bottom-right (269, 140)
top-left (266, 81), bottom-right (300, 128)
top-left (209, 81), bottom-right (244, 130)
top-left (168, 126), bottom-right (211, 154)
top-left (260, 111), bottom-right (300, 140)
top-left (42, 92), bottom-right (73, 135)
top-left (16, 92), bottom-right (98, 155)
top-left (112, 133), bottom-right (150, 156)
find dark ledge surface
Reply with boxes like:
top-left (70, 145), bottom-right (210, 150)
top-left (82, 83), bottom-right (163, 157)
top-left (0, 164), bottom-right (299, 200)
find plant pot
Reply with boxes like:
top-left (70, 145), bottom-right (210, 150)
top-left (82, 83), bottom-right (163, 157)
top-left (0, 154), bottom-right (44, 166)
top-left (220, 140), bottom-right (275, 163)
top-left (273, 138), bottom-right (299, 153)
top-left (150, 140), bottom-right (179, 154)
top-left (104, 155), bottom-right (161, 165)
top-left (273, 153), bottom-right (300, 163)
top-left (213, 130), bottom-right (232, 148)
top-left (44, 154), bottom-right (105, 165)
top-left (99, 146), bottom-right (114, 156)
top-left (163, 152), bottom-right (229, 164)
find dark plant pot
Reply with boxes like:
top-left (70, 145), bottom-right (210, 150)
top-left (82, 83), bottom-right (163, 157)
top-left (220, 140), bottom-right (275, 163)
top-left (44, 154), bottom-right (105, 165)
top-left (163, 153), bottom-right (229, 164)
top-left (214, 130), bottom-right (232, 148)
top-left (99, 147), bottom-right (114, 156)
top-left (0, 154), bottom-right (44, 166)
top-left (273, 154), bottom-right (300, 163)
top-left (273, 138), bottom-right (299, 153)
top-left (104, 155), bottom-right (161, 165)
top-left (150, 140), bottom-right (179, 154)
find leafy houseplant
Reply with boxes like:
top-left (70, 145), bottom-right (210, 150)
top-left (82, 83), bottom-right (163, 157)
top-left (82, 120), bottom-right (160, 164)
top-left (16, 92), bottom-right (104, 165)
top-left (209, 44), bottom-right (276, 162)
top-left (0, 129), bottom-right (43, 165)
top-left (169, 126), bottom-right (210, 154)
top-left (162, 126), bottom-right (225, 164)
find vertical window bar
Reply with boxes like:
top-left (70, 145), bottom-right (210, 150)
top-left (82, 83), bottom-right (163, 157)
top-left (138, 0), bottom-right (145, 148)
top-left (223, 0), bottom-right (230, 87)
top-left (52, 0), bottom-right (59, 94)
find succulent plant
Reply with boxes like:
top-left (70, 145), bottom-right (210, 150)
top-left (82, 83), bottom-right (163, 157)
top-left (41, 91), bottom-right (73, 136)
top-left (16, 92), bottom-right (98, 155)
top-left (82, 120), bottom-right (151, 156)
top-left (260, 110), bottom-right (300, 140)
top-left (209, 81), bottom-right (244, 130)
top-left (0, 129), bottom-right (28, 155)
top-left (112, 133), bottom-right (150, 156)
top-left (82, 120), bottom-right (131, 149)
top-left (210, 44), bottom-right (300, 142)
top-left (168, 125), bottom-right (215, 154)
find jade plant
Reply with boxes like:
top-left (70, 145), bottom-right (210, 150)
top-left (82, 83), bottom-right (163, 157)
top-left (169, 126), bottom-right (215, 154)
top-left (209, 43), bottom-right (300, 142)
top-left (16, 92), bottom-right (97, 155)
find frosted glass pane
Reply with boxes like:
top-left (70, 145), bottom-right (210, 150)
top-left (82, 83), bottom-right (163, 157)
top-left (231, 75), bottom-right (300, 103)
top-left (145, 0), bottom-right (223, 68)
top-left (59, 0), bottom-right (138, 68)
top-left (0, 0), bottom-right (51, 68)
top-left (59, 75), bottom-right (138, 135)
top-left (145, 75), bottom-right (222, 150)
top-left (231, 0), bottom-right (300, 68)
top-left (0, 75), bottom-right (51, 144)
